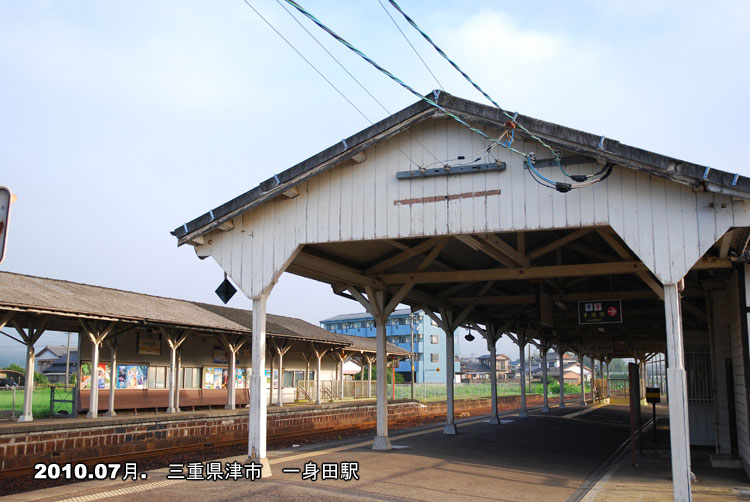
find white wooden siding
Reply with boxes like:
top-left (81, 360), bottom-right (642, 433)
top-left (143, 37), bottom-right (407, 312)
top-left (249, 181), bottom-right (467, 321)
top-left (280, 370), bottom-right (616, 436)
top-left (710, 288), bottom-right (733, 454)
top-left (197, 117), bottom-right (750, 299)
top-left (728, 271), bottom-right (750, 472)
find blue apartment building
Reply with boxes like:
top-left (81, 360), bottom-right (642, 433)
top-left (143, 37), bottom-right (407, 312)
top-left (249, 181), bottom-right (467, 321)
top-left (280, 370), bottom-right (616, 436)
top-left (320, 309), bottom-right (459, 383)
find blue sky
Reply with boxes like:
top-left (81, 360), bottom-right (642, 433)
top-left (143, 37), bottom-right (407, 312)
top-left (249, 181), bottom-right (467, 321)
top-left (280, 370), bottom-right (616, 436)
top-left (1, 0), bottom-right (748, 362)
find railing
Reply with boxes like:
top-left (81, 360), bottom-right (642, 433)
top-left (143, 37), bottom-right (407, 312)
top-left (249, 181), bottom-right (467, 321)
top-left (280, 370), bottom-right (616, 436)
top-left (0, 386), bottom-right (21, 420)
top-left (49, 385), bottom-right (75, 417)
top-left (294, 380), bottom-right (590, 403)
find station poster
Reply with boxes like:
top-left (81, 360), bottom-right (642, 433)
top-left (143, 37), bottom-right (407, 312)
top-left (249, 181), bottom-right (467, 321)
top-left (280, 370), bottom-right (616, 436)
top-left (114, 364), bottom-right (147, 389)
top-left (80, 362), bottom-right (111, 389)
top-left (202, 367), bottom-right (248, 389)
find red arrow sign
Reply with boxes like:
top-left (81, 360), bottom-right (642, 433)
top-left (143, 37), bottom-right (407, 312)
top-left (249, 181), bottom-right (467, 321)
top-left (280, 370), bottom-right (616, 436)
top-left (607, 306), bottom-right (618, 317)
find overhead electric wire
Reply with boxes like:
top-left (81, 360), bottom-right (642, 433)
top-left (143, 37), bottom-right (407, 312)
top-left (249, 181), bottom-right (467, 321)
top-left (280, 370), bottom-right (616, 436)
top-left (280, 0), bottom-right (527, 159)
top-left (240, 0), bottom-right (373, 124)
top-left (279, 0), bottom-right (611, 192)
top-left (385, 0), bottom-right (608, 184)
top-left (274, 0), bottom-right (440, 164)
top-left (376, 0), bottom-right (444, 91)
top-left (385, 0), bottom-right (558, 157)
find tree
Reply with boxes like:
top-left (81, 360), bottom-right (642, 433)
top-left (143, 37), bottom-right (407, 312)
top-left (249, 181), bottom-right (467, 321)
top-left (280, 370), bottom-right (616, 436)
top-left (609, 359), bottom-right (627, 373)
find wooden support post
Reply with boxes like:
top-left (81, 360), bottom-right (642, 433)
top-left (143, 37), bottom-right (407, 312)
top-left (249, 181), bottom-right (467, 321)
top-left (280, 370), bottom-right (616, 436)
top-left (471, 321), bottom-right (501, 424)
top-left (161, 328), bottom-right (189, 414)
top-left (424, 305), bottom-right (474, 434)
top-left (367, 355), bottom-right (374, 399)
top-left (374, 310), bottom-right (390, 447)
top-left (268, 345), bottom-right (275, 405)
top-left (559, 349), bottom-right (566, 409)
top-left (541, 337), bottom-right (550, 413)
top-left (579, 343), bottom-right (587, 406)
top-left (274, 341), bottom-right (291, 407)
top-left (220, 334), bottom-right (248, 410)
top-left (9, 312), bottom-right (46, 422)
top-left (175, 350), bottom-right (182, 411)
top-left (664, 283), bottom-right (691, 501)
top-left (311, 344), bottom-right (330, 405)
top-left (518, 332), bottom-right (528, 418)
top-left (79, 320), bottom-right (115, 419)
top-left (391, 364), bottom-right (395, 400)
top-left (249, 292), bottom-right (272, 478)
top-left (347, 282), bottom-right (413, 450)
top-left (105, 337), bottom-right (118, 417)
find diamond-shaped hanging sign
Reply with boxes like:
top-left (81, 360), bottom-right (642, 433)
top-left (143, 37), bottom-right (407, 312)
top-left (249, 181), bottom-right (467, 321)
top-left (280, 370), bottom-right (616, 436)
top-left (215, 277), bottom-right (237, 304)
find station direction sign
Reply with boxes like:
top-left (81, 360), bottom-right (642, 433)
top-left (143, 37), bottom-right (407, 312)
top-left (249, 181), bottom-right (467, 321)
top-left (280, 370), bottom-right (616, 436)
top-left (578, 299), bottom-right (622, 325)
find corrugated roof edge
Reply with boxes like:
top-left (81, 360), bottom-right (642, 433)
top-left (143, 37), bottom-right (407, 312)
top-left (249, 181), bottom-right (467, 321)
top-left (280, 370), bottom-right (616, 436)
top-left (173, 90), bottom-right (750, 245)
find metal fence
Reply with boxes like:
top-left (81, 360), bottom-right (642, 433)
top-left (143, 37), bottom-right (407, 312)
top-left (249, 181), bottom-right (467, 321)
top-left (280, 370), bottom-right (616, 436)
top-left (295, 380), bottom-right (553, 403)
top-left (685, 347), bottom-right (713, 404)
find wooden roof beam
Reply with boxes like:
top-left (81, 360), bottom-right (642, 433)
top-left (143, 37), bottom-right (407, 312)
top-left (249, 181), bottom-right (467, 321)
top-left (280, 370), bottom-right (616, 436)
top-left (375, 261), bottom-right (646, 284)
top-left (527, 228), bottom-right (593, 261)
top-left (479, 234), bottom-right (530, 267)
top-left (366, 237), bottom-right (445, 274)
top-left (596, 228), bottom-right (665, 300)
top-left (455, 235), bottom-right (515, 268)
top-left (295, 251), bottom-right (386, 289)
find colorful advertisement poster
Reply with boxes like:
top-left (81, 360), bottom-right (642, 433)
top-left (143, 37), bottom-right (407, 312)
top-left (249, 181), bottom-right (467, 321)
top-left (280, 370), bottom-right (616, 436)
top-left (127, 365), bottom-right (147, 389)
top-left (203, 367), bottom-right (215, 389)
top-left (203, 367), bottom-right (245, 389)
top-left (80, 362), bottom-right (111, 389)
top-left (116, 365), bottom-right (128, 389)
top-left (96, 363), bottom-right (110, 389)
top-left (80, 362), bottom-right (91, 389)
top-left (138, 331), bottom-right (161, 355)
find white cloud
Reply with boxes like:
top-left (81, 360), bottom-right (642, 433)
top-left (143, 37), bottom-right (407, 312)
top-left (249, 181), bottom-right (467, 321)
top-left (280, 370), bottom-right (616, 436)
top-left (0, 9), bottom-right (257, 112)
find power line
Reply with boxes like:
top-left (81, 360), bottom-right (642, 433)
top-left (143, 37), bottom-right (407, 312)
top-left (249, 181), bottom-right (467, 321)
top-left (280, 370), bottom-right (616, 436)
top-left (280, 0), bottom-right (612, 192)
top-left (273, 0), bottom-right (439, 165)
top-left (240, 0), bottom-right (373, 124)
top-left (281, 0), bottom-right (526, 157)
top-left (385, 0), bottom-right (558, 156)
top-left (384, 1), bottom-right (607, 185)
top-left (376, 0), bottom-right (444, 91)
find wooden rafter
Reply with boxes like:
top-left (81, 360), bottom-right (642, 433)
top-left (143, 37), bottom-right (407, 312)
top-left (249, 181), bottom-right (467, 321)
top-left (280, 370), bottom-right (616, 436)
top-left (480, 234), bottom-right (530, 267)
top-left (375, 261), bottom-right (646, 284)
top-left (366, 237), bottom-right (443, 274)
top-left (455, 235), bottom-right (515, 268)
top-left (527, 228), bottom-right (593, 261)
top-left (596, 228), bottom-right (664, 300)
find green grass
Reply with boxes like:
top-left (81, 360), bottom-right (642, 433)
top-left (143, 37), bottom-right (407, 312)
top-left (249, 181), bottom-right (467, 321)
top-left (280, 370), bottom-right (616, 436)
top-left (0, 386), bottom-right (74, 418)
top-left (390, 382), bottom-right (592, 402)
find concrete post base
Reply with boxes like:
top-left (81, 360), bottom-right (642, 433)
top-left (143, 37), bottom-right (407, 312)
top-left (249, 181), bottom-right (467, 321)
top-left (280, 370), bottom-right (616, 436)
top-left (86, 411), bottom-right (97, 419)
top-left (166, 407), bottom-right (180, 414)
top-left (17, 414), bottom-right (33, 423)
top-left (559, 402), bottom-right (566, 409)
top-left (224, 405), bottom-right (235, 410)
top-left (541, 406), bottom-right (550, 413)
top-left (105, 410), bottom-right (116, 417)
top-left (443, 423), bottom-right (458, 435)
top-left (487, 416), bottom-right (500, 425)
top-left (248, 456), bottom-right (272, 479)
top-left (518, 410), bottom-right (528, 418)
top-left (372, 435), bottom-right (392, 450)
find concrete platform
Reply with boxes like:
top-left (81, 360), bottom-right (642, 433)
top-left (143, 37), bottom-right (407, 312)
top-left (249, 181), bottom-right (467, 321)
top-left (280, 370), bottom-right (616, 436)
top-left (7, 404), bottom-right (749, 502)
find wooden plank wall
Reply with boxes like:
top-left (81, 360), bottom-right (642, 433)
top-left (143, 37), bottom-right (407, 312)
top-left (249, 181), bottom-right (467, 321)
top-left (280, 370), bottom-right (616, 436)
top-left (728, 270), bottom-right (750, 473)
top-left (200, 117), bottom-right (750, 299)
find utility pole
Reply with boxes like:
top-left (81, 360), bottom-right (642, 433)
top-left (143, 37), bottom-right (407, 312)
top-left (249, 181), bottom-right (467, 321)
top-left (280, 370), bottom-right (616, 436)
top-left (65, 332), bottom-right (71, 390)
